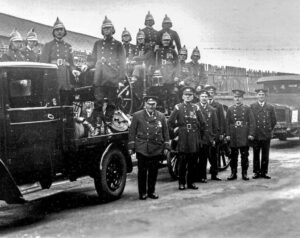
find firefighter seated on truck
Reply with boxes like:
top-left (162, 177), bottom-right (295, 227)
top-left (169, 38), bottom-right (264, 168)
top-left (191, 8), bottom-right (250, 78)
top-left (151, 31), bottom-right (178, 114)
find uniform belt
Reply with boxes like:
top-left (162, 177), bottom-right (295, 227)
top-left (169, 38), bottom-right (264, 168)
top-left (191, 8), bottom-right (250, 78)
top-left (231, 121), bottom-right (248, 127)
top-left (180, 124), bottom-right (197, 130)
top-left (51, 59), bottom-right (70, 66)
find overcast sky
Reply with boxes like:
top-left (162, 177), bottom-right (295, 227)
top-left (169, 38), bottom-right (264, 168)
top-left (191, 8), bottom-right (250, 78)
top-left (1, 0), bottom-right (300, 73)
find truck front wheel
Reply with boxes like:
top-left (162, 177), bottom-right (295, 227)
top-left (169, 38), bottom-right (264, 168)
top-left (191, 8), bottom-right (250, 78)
top-left (94, 148), bottom-right (127, 202)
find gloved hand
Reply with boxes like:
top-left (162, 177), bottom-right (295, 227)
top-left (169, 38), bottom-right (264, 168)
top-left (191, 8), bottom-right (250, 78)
top-left (248, 135), bottom-right (254, 140)
top-left (226, 136), bottom-right (230, 141)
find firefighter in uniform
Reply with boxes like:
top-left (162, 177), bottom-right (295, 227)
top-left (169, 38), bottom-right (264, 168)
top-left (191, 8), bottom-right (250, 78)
top-left (197, 89), bottom-right (220, 182)
top-left (128, 96), bottom-right (170, 200)
top-left (131, 29), bottom-right (154, 81)
top-left (205, 85), bottom-right (226, 179)
top-left (168, 86), bottom-right (205, 190)
top-left (40, 17), bottom-right (80, 104)
top-left (81, 16), bottom-right (126, 122)
top-left (226, 89), bottom-right (256, 180)
top-left (22, 28), bottom-right (39, 62)
top-left (1, 29), bottom-right (26, 62)
top-left (250, 89), bottom-right (277, 179)
top-left (156, 14), bottom-right (181, 53)
top-left (131, 29), bottom-right (154, 98)
top-left (122, 28), bottom-right (136, 76)
top-left (141, 11), bottom-right (158, 50)
top-left (186, 47), bottom-right (207, 90)
top-left (154, 32), bottom-right (178, 114)
top-left (174, 45), bottom-right (192, 91)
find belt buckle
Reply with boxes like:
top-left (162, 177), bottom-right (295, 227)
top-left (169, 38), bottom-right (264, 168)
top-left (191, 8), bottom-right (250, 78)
top-left (57, 59), bottom-right (63, 66)
top-left (235, 121), bottom-right (242, 126)
top-left (187, 124), bottom-right (192, 130)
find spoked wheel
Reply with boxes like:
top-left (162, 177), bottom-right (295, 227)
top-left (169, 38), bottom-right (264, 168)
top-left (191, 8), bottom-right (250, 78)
top-left (217, 140), bottom-right (231, 171)
top-left (166, 151), bottom-right (179, 180)
top-left (117, 76), bottom-right (133, 114)
top-left (94, 148), bottom-right (127, 202)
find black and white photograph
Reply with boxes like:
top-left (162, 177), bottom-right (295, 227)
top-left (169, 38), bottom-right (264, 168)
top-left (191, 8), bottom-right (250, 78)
top-left (0, 0), bottom-right (300, 237)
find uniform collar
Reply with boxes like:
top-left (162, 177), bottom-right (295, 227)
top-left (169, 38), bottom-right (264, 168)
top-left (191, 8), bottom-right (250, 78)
top-left (104, 36), bottom-right (113, 41)
top-left (200, 102), bottom-right (207, 108)
top-left (258, 101), bottom-right (265, 107)
top-left (145, 109), bottom-right (155, 117)
top-left (54, 38), bottom-right (64, 43)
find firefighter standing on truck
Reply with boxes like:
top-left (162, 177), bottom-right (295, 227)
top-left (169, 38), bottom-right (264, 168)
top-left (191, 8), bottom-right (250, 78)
top-left (40, 17), bottom-right (81, 105)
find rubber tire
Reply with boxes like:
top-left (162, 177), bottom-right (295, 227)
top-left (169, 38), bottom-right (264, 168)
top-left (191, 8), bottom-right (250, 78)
top-left (94, 148), bottom-right (127, 202)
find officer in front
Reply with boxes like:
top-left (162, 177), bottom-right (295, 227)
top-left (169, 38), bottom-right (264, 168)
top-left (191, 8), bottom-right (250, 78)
top-left (226, 89), bottom-right (255, 180)
top-left (250, 89), bottom-right (277, 179)
top-left (197, 89), bottom-right (220, 182)
top-left (128, 96), bottom-right (170, 200)
top-left (168, 86), bottom-right (205, 190)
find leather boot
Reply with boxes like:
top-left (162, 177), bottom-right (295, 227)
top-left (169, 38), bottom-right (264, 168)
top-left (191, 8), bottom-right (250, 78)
top-left (242, 170), bottom-right (249, 180)
top-left (227, 173), bottom-right (237, 180)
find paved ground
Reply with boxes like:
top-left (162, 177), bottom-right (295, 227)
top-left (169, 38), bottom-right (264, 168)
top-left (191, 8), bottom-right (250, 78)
top-left (0, 138), bottom-right (299, 238)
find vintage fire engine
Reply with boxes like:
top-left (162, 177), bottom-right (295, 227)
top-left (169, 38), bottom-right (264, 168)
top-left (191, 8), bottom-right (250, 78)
top-left (0, 62), bottom-right (133, 204)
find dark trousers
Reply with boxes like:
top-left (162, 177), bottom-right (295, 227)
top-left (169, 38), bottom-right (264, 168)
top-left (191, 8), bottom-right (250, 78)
top-left (253, 139), bottom-right (271, 175)
top-left (230, 146), bottom-right (249, 173)
top-left (178, 153), bottom-right (197, 186)
top-left (198, 144), bottom-right (209, 179)
top-left (136, 153), bottom-right (160, 196)
top-left (209, 144), bottom-right (219, 176)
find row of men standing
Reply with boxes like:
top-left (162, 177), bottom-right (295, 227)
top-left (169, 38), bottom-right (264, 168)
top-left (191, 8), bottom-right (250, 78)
top-left (129, 86), bottom-right (277, 200)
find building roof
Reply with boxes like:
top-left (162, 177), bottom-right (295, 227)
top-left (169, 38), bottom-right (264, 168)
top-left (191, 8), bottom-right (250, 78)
top-left (0, 61), bottom-right (57, 69)
top-left (257, 75), bottom-right (300, 84)
top-left (0, 12), bottom-right (98, 52)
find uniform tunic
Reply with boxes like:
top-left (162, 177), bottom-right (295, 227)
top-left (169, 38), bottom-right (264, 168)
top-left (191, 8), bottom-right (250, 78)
top-left (141, 26), bottom-right (158, 48)
top-left (156, 46), bottom-right (178, 85)
top-left (22, 46), bottom-right (39, 62)
top-left (1, 49), bottom-right (26, 61)
top-left (175, 61), bottom-right (191, 83)
top-left (250, 102), bottom-right (277, 141)
top-left (168, 102), bottom-right (204, 153)
top-left (133, 43), bottom-right (154, 67)
top-left (123, 42), bottom-right (136, 60)
top-left (128, 109), bottom-right (170, 157)
top-left (156, 29), bottom-right (181, 52)
top-left (88, 37), bottom-right (126, 87)
top-left (40, 39), bottom-right (76, 90)
top-left (198, 104), bottom-right (218, 145)
top-left (226, 104), bottom-right (256, 148)
top-left (186, 61), bottom-right (207, 87)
